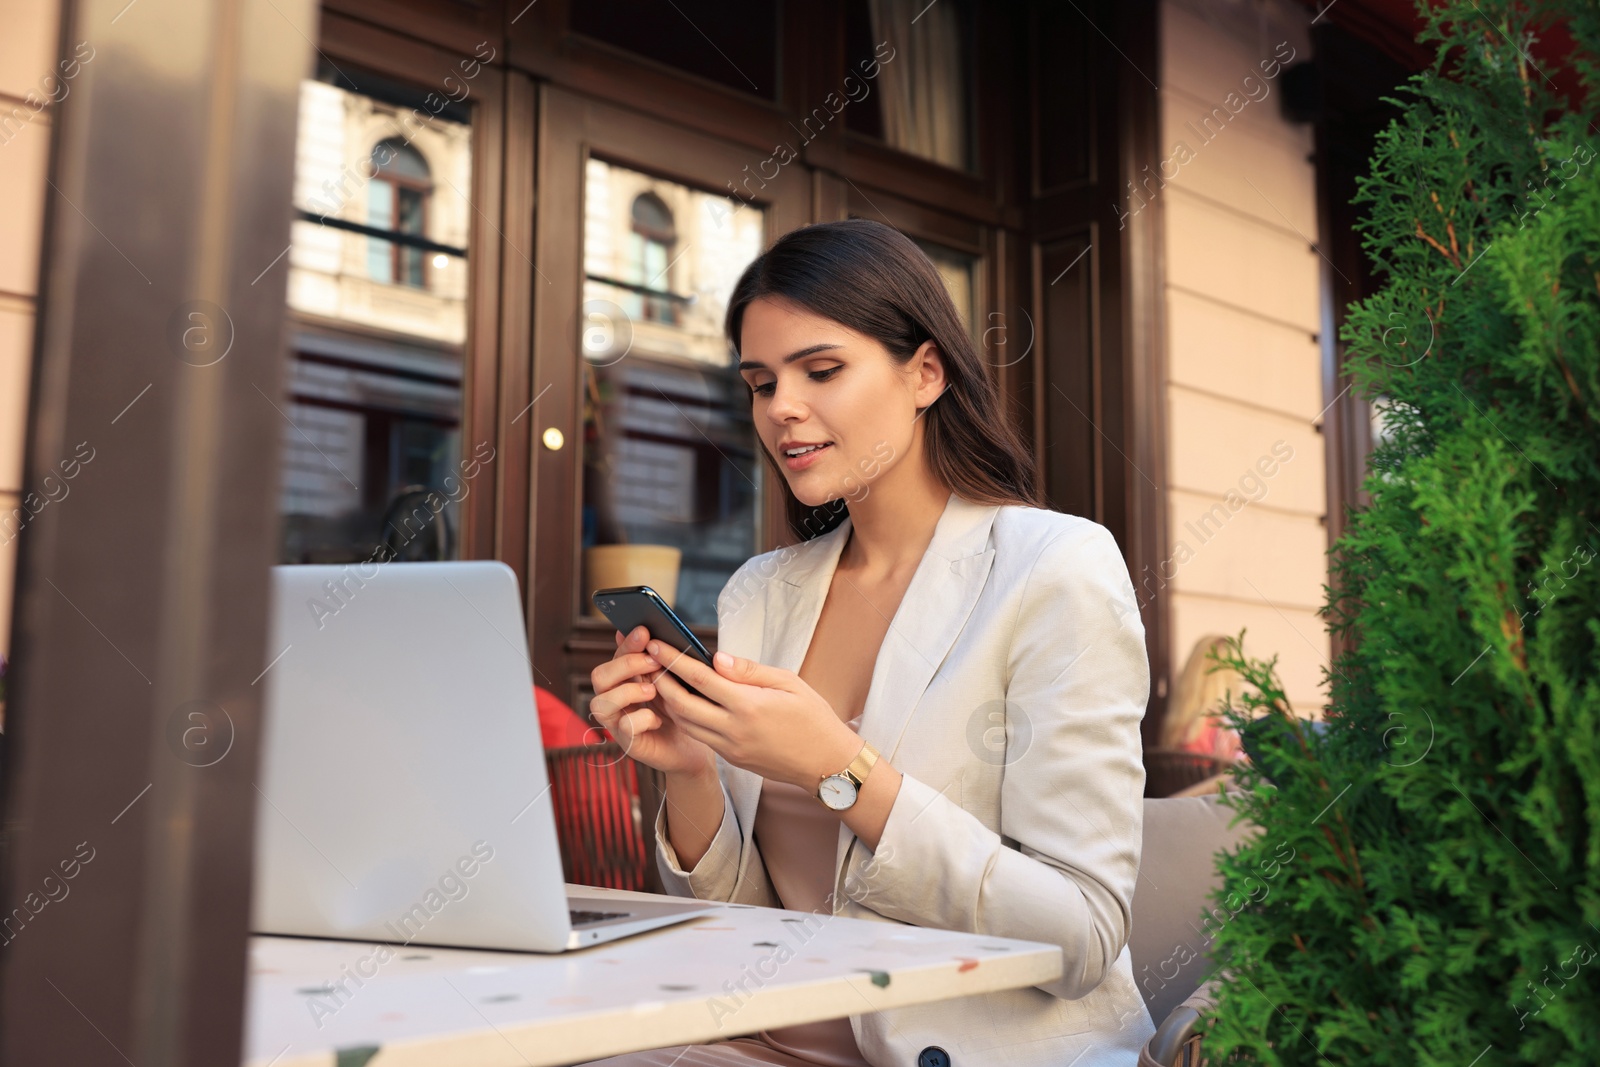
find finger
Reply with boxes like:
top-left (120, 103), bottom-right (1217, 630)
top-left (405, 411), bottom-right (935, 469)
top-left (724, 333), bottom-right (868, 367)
top-left (663, 704), bottom-right (728, 756)
top-left (595, 696), bottom-right (656, 736)
top-left (644, 642), bottom-right (730, 701)
top-left (611, 707), bottom-right (664, 748)
top-left (590, 683), bottom-right (640, 720)
top-left (610, 625), bottom-right (650, 658)
top-left (622, 707), bottom-right (663, 731)
top-left (646, 642), bottom-right (791, 705)
top-left (593, 651), bottom-right (663, 692)
top-left (651, 668), bottom-right (729, 733)
top-left (709, 650), bottom-right (796, 691)
top-left (591, 679), bottom-right (656, 721)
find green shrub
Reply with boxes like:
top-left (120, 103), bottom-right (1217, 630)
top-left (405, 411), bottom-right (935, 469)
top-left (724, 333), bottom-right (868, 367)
top-left (1196, 2), bottom-right (1600, 1064)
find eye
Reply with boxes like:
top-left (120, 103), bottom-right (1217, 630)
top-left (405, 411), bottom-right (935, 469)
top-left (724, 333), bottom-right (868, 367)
top-left (748, 367), bottom-right (840, 398)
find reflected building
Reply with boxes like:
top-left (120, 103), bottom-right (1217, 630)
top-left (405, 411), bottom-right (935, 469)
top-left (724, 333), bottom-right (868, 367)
top-left (280, 59), bottom-right (473, 565)
top-left (580, 159), bottom-right (765, 626)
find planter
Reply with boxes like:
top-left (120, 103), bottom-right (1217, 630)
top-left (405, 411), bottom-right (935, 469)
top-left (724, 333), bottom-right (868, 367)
top-left (584, 544), bottom-right (682, 617)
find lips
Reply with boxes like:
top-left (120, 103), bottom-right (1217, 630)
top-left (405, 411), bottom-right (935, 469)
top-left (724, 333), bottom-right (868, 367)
top-left (782, 442), bottom-right (832, 458)
top-left (781, 441), bottom-right (833, 471)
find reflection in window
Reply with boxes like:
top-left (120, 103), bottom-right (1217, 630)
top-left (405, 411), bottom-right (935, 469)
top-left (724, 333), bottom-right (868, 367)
top-left (279, 59), bottom-right (472, 565)
top-left (570, 0), bottom-right (779, 101)
top-left (912, 237), bottom-right (977, 341)
top-left (1369, 394), bottom-right (1393, 449)
top-left (367, 138), bottom-right (432, 288)
top-left (581, 159), bottom-right (766, 627)
top-left (626, 193), bottom-right (679, 325)
top-left (846, 0), bottom-right (974, 170)
top-left (1366, 392), bottom-right (1416, 487)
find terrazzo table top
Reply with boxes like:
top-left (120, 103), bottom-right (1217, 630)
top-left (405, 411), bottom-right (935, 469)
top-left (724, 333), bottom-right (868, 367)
top-left (243, 882), bottom-right (1062, 1067)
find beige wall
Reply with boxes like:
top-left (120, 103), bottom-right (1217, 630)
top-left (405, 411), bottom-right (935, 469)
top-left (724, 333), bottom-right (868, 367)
top-left (0, 0), bottom-right (63, 661)
top-left (1156, 0), bottom-right (1330, 716)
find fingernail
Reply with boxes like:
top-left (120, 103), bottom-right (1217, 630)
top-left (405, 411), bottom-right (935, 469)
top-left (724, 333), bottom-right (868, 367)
top-left (714, 650), bottom-right (732, 669)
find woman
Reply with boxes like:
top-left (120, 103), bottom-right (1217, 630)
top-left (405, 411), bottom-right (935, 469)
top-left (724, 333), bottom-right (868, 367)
top-left (581, 219), bottom-right (1155, 1067)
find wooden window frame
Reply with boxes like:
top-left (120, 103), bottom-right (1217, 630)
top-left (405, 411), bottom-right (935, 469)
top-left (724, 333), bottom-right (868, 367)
top-left (316, 10), bottom-right (512, 572)
top-left (528, 85), bottom-right (814, 714)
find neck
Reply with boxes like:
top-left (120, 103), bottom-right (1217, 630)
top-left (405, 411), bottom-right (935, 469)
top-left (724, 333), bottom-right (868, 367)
top-left (837, 467), bottom-right (952, 579)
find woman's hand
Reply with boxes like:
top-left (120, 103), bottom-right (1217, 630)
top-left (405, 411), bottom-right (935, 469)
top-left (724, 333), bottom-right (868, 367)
top-left (642, 641), bottom-right (863, 791)
top-left (588, 626), bottom-right (717, 779)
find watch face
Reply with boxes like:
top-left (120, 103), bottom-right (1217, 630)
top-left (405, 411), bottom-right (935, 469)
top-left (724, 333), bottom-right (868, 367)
top-left (819, 774), bottom-right (858, 811)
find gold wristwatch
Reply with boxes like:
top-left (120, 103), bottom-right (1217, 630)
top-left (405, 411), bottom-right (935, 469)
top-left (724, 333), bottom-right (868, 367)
top-left (816, 739), bottom-right (879, 811)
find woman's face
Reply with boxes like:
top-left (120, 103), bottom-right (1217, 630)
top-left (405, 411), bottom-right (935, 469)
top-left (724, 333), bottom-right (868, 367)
top-left (736, 295), bottom-right (944, 508)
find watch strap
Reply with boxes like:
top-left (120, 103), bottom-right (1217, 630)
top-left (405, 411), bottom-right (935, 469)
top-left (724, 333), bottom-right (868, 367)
top-left (844, 738), bottom-right (879, 785)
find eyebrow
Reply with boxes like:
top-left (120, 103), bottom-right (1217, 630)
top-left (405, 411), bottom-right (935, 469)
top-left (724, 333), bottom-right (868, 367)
top-left (736, 343), bottom-right (844, 372)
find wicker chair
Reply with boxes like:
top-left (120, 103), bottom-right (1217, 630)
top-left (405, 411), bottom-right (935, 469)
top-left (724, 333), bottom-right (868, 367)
top-left (543, 741), bottom-right (665, 892)
top-left (1144, 747), bottom-right (1232, 798)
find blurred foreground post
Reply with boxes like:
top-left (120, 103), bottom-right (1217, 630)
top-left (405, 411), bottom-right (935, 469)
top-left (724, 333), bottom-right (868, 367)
top-left (0, 1), bottom-right (316, 1064)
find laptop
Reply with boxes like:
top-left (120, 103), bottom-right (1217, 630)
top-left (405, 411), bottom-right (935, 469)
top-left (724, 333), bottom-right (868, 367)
top-left (252, 560), bottom-right (718, 951)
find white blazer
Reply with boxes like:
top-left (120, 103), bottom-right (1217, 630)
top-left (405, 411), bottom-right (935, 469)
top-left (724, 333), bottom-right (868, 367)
top-left (652, 491), bottom-right (1157, 1067)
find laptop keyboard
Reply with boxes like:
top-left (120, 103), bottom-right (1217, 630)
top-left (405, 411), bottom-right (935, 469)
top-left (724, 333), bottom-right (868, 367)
top-left (570, 908), bottom-right (631, 926)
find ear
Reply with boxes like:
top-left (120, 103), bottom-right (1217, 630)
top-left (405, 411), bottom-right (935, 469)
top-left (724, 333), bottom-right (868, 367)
top-left (911, 339), bottom-right (947, 409)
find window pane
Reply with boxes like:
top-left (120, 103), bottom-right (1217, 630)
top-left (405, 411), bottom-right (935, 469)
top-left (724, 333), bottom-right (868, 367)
top-left (580, 158), bottom-right (765, 627)
top-left (913, 237), bottom-right (978, 341)
top-left (571, 0), bottom-right (779, 101)
top-left (366, 179), bottom-right (394, 281)
top-left (846, 0), bottom-right (975, 171)
top-left (398, 187), bottom-right (427, 287)
top-left (280, 60), bottom-right (471, 565)
top-left (376, 139), bottom-right (431, 182)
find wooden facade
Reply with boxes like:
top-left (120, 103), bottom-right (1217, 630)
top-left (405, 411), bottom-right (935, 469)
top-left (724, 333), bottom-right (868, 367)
top-left (315, 0), bottom-right (1173, 744)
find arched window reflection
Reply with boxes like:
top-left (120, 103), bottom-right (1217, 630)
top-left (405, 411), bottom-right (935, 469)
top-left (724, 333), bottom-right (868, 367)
top-left (368, 138), bottom-right (432, 288)
top-left (628, 192), bottom-right (678, 324)
top-left (578, 159), bottom-right (765, 627)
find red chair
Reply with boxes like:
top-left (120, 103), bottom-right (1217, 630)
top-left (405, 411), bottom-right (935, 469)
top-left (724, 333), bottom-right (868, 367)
top-left (535, 684), bottom-right (599, 750)
top-left (535, 686), bottom-right (653, 891)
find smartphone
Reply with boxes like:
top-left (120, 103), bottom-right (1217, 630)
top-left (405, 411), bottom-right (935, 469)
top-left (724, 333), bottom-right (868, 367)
top-left (591, 586), bottom-right (714, 698)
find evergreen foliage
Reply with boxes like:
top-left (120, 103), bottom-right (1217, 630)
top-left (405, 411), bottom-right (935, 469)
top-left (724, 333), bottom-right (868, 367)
top-left (1196, 2), bottom-right (1600, 1063)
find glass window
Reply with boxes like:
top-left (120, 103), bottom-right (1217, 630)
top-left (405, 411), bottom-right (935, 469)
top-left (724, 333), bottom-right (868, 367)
top-left (278, 59), bottom-right (473, 565)
top-left (912, 237), bottom-right (978, 341)
top-left (367, 139), bottom-right (433, 288)
top-left (570, 0), bottom-right (779, 101)
top-left (580, 158), bottom-right (766, 627)
top-left (624, 193), bottom-right (679, 325)
top-left (845, 0), bottom-right (975, 171)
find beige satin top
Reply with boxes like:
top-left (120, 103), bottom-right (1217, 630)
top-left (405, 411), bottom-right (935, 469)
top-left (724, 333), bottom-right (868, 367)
top-left (749, 713), bottom-right (871, 1067)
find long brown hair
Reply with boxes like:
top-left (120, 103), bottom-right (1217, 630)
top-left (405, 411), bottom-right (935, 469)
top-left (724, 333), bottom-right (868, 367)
top-left (725, 218), bottom-right (1046, 540)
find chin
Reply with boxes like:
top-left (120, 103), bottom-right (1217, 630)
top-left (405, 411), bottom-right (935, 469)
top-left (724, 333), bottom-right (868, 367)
top-left (787, 482), bottom-right (851, 510)
top-left (787, 485), bottom-right (831, 509)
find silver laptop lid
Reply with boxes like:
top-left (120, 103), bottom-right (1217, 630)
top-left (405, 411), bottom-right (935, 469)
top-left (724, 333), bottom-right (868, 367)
top-left (252, 561), bottom-right (574, 951)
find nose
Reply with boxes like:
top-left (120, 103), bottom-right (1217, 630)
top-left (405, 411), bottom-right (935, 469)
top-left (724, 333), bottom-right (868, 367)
top-left (763, 380), bottom-right (807, 422)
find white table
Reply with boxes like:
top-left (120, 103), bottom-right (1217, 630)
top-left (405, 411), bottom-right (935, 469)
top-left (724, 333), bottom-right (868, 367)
top-left (243, 883), bottom-right (1062, 1066)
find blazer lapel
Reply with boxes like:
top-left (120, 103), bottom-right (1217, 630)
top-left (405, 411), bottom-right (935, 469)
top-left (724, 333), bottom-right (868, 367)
top-left (833, 492), bottom-right (998, 884)
top-left (722, 514), bottom-right (854, 855)
top-left (720, 491), bottom-right (1002, 903)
